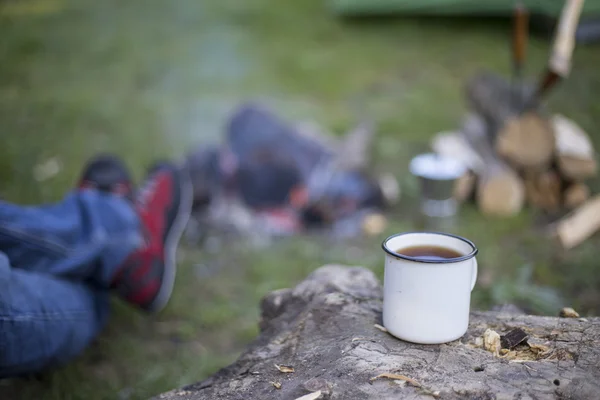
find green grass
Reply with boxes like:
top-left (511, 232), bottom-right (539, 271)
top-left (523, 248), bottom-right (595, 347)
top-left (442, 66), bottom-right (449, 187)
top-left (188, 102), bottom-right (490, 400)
top-left (1, 0), bottom-right (600, 399)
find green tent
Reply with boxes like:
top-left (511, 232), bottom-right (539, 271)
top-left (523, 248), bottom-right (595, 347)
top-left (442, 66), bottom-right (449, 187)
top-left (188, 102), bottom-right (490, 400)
top-left (329, 0), bottom-right (600, 18)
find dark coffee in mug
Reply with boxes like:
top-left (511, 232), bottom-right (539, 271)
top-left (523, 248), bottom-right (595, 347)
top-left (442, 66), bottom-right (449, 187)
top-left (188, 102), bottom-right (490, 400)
top-left (396, 245), bottom-right (462, 261)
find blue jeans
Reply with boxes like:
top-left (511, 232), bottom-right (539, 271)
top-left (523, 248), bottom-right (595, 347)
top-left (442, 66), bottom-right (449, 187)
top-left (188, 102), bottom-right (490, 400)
top-left (0, 190), bottom-right (143, 378)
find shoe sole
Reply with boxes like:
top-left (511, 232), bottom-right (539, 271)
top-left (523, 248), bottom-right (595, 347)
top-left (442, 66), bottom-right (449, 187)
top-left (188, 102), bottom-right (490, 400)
top-left (147, 166), bottom-right (194, 313)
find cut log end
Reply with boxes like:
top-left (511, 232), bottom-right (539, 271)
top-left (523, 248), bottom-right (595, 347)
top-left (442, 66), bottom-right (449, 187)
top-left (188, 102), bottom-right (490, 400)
top-left (477, 169), bottom-right (525, 216)
top-left (553, 114), bottom-right (598, 180)
top-left (558, 155), bottom-right (598, 181)
top-left (496, 113), bottom-right (556, 170)
top-left (523, 170), bottom-right (562, 213)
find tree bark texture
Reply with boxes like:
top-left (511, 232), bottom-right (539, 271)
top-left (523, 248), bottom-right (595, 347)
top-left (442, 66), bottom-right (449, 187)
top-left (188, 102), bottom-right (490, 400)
top-left (155, 265), bottom-right (600, 400)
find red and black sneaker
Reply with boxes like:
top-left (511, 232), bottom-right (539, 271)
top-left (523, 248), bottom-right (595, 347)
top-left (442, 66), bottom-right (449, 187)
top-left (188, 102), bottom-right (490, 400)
top-left (78, 154), bottom-right (134, 201)
top-left (111, 162), bottom-right (193, 313)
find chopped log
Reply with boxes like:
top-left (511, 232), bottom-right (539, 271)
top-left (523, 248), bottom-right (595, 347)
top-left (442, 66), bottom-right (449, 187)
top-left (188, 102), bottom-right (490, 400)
top-left (564, 182), bottom-right (590, 209)
top-left (523, 170), bottom-right (561, 213)
top-left (555, 195), bottom-right (600, 249)
top-left (466, 72), bottom-right (555, 169)
top-left (495, 112), bottom-right (556, 170)
top-left (155, 265), bottom-right (600, 400)
top-left (552, 114), bottom-right (598, 180)
top-left (461, 113), bottom-right (525, 216)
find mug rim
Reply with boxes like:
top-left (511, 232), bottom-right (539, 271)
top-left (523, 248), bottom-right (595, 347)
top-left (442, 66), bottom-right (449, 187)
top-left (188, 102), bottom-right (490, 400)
top-left (382, 231), bottom-right (478, 264)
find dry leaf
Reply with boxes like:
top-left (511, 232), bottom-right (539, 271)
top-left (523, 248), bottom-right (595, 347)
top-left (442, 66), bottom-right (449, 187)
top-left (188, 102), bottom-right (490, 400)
top-left (270, 381), bottom-right (282, 389)
top-left (528, 343), bottom-right (551, 356)
top-left (370, 373), bottom-right (422, 388)
top-left (483, 329), bottom-right (501, 357)
top-left (275, 364), bottom-right (295, 373)
top-left (374, 324), bottom-right (388, 333)
top-left (559, 307), bottom-right (580, 318)
top-left (294, 390), bottom-right (322, 400)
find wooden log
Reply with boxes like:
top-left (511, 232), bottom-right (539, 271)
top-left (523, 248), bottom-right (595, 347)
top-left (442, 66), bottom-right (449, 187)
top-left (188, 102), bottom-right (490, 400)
top-left (461, 113), bottom-right (525, 216)
top-left (555, 195), bottom-right (600, 249)
top-left (552, 114), bottom-right (598, 180)
top-left (466, 72), bottom-right (555, 170)
top-left (523, 170), bottom-right (562, 213)
top-left (563, 182), bottom-right (590, 209)
top-left (495, 113), bottom-right (555, 170)
top-left (156, 265), bottom-right (600, 400)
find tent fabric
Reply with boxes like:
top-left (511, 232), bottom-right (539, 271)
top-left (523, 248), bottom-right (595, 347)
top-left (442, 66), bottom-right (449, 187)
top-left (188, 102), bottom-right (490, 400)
top-left (329, 0), bottom-right (600, 18)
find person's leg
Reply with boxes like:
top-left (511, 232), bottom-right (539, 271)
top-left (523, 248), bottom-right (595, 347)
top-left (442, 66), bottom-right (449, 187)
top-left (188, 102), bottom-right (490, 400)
top-left (0, 155), bottom-right (193, 312)
top-left (0, 155), bottom-right (193, 377)
top-left (0, 252), bottom-right (110, 378)
top-left (0, 154), bottom-right (140, 287)
top-left (0, 191), bottom-right (142, 287)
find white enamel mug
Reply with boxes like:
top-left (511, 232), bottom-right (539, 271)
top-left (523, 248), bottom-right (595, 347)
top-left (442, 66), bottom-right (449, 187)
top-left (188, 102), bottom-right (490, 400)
top-left (382, 232), bottom-right (478, 344)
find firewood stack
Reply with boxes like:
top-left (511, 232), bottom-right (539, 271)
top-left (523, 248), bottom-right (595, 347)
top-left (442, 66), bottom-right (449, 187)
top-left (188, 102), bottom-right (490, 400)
top-left (431, 0), bottom-right (600, 249)
top-left (432, 72), bottom-right (597, 219)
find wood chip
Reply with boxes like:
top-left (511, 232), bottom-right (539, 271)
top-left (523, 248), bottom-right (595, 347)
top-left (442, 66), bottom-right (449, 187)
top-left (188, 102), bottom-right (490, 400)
top-left (419, 388), bottom-right (441, 398)
top-left (500, 328), bottom-right (528, 349)
top-left (270, 381), bottom-right (282, 389)
top-left (294, 391), bottom-right (322, 400)
top-left (374, 324), bottom-right (388, 333)
top-left (370, 373), bottom-right (422, 388)
top-left (483, 329), bottom-right (501, 357)
top-left (509, 359), bottom-right (535, 364)
top-left (559, 307), bottom-right (580, 318)
top-left (274, 364), bottom-right (295, 373)
top-left (529, 343), bottom-right (551, 355)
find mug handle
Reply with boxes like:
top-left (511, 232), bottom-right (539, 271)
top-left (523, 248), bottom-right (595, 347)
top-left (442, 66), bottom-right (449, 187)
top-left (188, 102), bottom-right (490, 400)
top-left (470, 258), bottom-right (478, 291)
